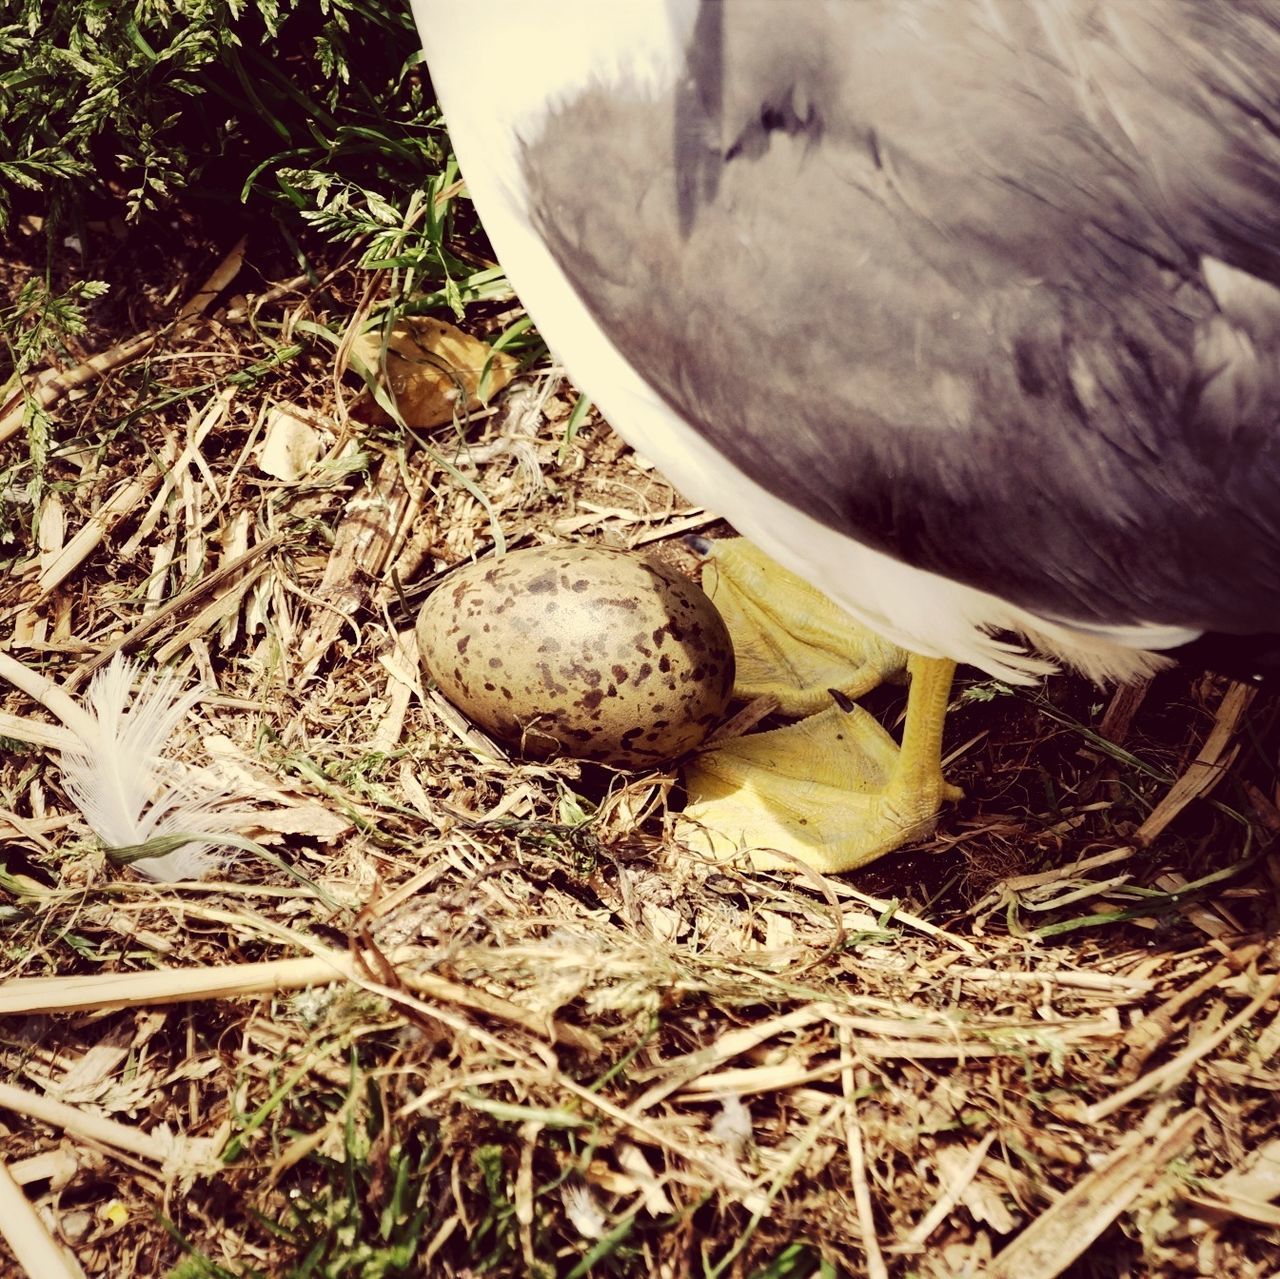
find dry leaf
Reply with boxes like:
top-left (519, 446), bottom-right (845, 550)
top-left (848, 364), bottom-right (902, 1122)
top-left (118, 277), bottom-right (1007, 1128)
top-left (615, 1142), bottom-right (674, 1215)
top-left (257, 404), bottom-right (325, 481)
top-left (936, 1144), bottom-right (1018, 1234)
top-left (200, 733), bottom-right (353, 843)
top-left (350, 316), bottom-right (516, 427)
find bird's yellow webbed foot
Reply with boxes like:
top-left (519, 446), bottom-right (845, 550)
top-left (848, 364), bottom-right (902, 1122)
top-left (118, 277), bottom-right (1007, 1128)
top-left (693, 536), bottom-right (907, 715)
top-left (678, 539), bottom-right (961, 873)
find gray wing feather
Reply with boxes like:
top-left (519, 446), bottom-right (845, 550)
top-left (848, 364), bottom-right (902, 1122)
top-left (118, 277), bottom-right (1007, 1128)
top-left (524, 0), bottom-right (1280, 633)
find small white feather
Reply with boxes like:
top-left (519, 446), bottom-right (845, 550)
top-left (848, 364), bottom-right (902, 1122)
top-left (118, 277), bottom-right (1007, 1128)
top-left (58, 656), bottom-right (251, 881)
top-left (710, 1095), bottom-right (753, 1158)
top-left (561, 1184), bottom-right (607, 1240)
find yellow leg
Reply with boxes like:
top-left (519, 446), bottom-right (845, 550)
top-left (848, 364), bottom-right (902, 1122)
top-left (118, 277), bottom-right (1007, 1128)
top-left (885, 654), bottom-right (964, 838)
top-left (680, 654), bottom-right (961, 872)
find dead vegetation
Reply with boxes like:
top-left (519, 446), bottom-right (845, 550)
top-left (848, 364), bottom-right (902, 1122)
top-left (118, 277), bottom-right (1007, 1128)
top-left (0, 220), bottom-right (1278, 1279)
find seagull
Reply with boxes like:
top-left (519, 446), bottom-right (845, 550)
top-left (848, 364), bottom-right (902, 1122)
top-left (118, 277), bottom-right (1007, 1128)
top-left (410, 1), bottom-right (1280, 872)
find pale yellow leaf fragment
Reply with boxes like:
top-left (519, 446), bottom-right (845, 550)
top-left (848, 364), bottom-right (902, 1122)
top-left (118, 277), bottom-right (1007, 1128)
top-left (258, 404), bottom-right (326, 481)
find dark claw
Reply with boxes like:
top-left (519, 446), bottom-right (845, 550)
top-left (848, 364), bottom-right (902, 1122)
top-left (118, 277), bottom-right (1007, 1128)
top-left (829, 688), bottom-right (856, 712)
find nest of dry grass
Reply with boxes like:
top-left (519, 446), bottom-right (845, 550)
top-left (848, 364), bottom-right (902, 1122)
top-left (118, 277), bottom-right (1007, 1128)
top-left (1, 227), bottom-right (1278, 1279)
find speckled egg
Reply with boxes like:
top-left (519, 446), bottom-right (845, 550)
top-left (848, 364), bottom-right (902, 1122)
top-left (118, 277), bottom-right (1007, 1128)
top-left (416, 545), bottom-right (735, 766)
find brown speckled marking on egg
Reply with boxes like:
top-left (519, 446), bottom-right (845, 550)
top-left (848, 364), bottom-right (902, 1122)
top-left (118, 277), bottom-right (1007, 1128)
top-left (415, 545), bottom-right (735, 766)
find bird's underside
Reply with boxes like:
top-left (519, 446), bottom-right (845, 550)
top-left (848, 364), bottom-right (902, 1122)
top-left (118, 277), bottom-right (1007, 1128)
top-left (522, 0), bottom-right (1280, 641)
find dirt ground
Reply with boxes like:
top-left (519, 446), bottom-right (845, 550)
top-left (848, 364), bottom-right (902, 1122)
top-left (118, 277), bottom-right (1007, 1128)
top-left (1, 209), bottom-right (1278, 1278)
